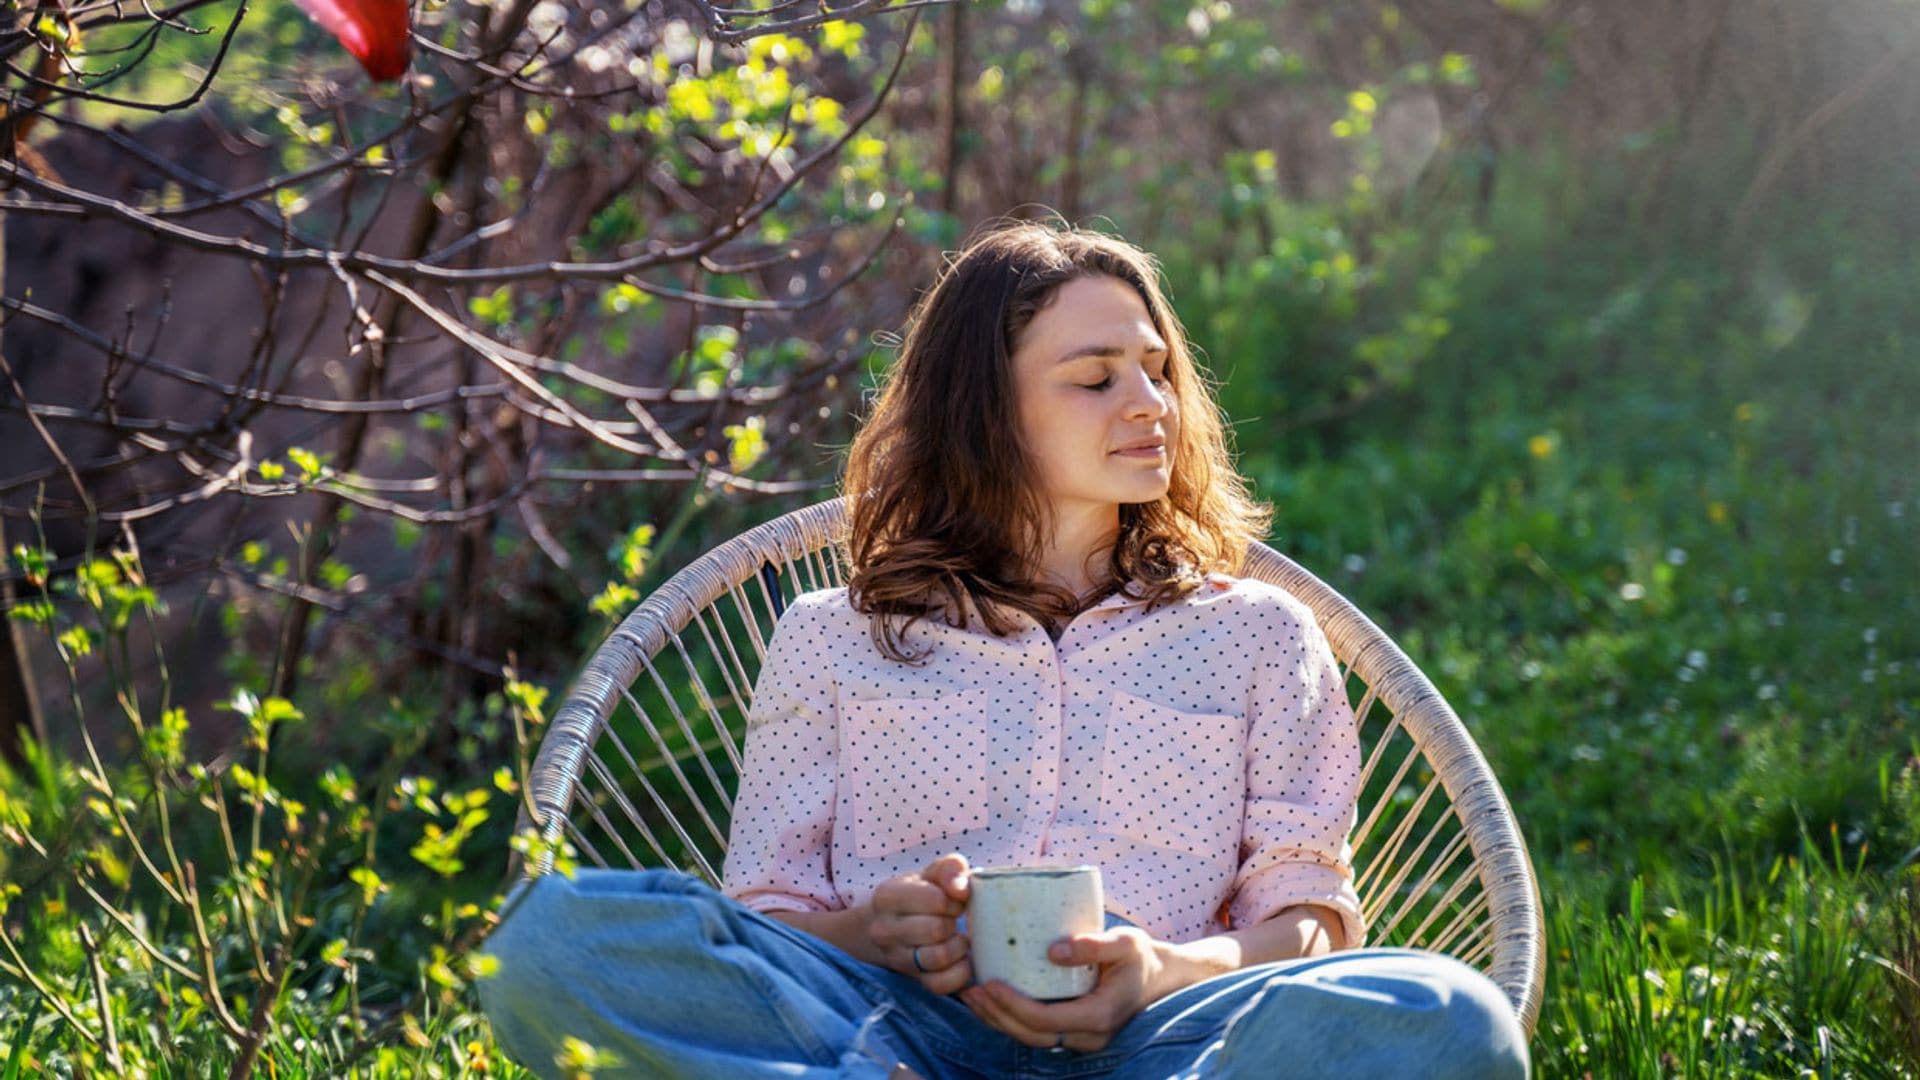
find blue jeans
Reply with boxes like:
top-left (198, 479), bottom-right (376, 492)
top-left (478, 868), bottom-right (1529, 1079)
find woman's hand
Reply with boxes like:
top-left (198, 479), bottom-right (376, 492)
top-left (860, 852), bottom-right (974, 996)
top-left (958, 928), bottom-right (1181, 1053)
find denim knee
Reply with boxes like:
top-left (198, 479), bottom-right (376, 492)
top-left (1220, 949), bottom-right (1529, 1079)
top-left (1368, 952), bottom-right (1529, 1079)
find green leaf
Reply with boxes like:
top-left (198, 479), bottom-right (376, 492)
top-left (468, 286), bottom-right (515, 328)
top-left (8, 599), bottom-right (55, 626)
top-left (287, 446), bottom-right (324, 482)
top-left (609, 523), bottom-right (656, 583)
top-left (348, 866), bottom-right (387, 906)
top-left (10, 544), bottom-right (50, 585)
top-left (56, 625), bottom-right (93, 658)
top-left (724, 416), bottom-right (767, 472)
top-left (505, 679), bottom-right (550, 724)
top-left (588, 581), bottom-right (639, 621)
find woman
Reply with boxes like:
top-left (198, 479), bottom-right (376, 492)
top-left (479, 220), bottom-right (1530, 1078)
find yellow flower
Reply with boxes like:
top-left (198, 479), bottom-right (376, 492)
top-left (1734, 402), bottom-right (1756, 423)
top-left (1528, 433), bottom-right (1555, 459)
top-left (1708, 501), bottom-right (1729, 525)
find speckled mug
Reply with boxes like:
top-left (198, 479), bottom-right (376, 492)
top-left (965, 865), bottom-right (1103, 1001)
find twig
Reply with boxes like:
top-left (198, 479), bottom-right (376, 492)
top-left (181, 862), bottom-right (252, 1041)
top-left (75, 924), bottom-right (124, 1072)
top-left (225, 943), bottom-right (287, 1080)
top-left (0, 345), bottom-right (96, 520)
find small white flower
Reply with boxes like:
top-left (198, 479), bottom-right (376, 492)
top-left (1686, 649), bottom-right (1708, 669)
top-left (1767, 611), bottom-right (1787, 628)
top-left (1620, 582), bottom-right (1646, 601)
top-left (1758, 683), bottom-right (1779, 701)
top-left (1666, 547), bottom-right (1689, 566)
top-left (1731, 586), bottom-right (1749, 605)
top-left (1677, 666), bottom-right (1697, 683)
top-left (660, 18), bottom-right (699, 63)
top-left (1863, 627), bottom-right (1879, 644)
top-left (577, 44), bottom-right (614, 73)
top-left (1520, 660), bottom-right (1543, 681)
top-left (1342, 553), bottom-right (1368, 575)
top-left (1828, 547), bottom-right (1846, 566)
top-left (1571, 744), bottom-right (1603, 762)
top-left (1861, 668), bottom-right (1877, 683)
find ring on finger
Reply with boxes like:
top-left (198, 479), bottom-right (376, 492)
top-left (911, 945), bottom-right (928, 973)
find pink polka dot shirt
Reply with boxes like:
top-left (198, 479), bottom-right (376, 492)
top-left (719, 571), bottom-right (1368, 948)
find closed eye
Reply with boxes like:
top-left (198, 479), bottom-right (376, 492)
top-left (1079, 370), bottom-right (1172, 392)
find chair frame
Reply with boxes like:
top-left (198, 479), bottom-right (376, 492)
top-left (515, 497), bottom-right (1546, 1036)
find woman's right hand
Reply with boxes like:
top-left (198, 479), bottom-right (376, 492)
top-left (860, 852), bottom-right (973, 995)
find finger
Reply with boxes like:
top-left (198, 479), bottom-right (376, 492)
top-left (978, 980), bottom-right (1105, 1036)
top-left (896, 877), bottom-right (967, 918)
top-left (871, 912), bottom-right (959, 947)
top-left (961, 987), bottom-right (1051, 1049)
top-left (895, 933), bottom-right (968, 973)
top-left (1047, 933), bottom-right (1125, 967)
top-left (927, 853), bottom-right (971, 904)
top-left (918, 956), bottom-right (972, 997)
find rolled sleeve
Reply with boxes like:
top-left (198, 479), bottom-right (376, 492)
top-left (719, 591), bottom-right (842, 916)
top-left (1227, 595), bottom-right (1368, 949)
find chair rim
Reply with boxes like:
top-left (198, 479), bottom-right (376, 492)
top-left (518, 495), bottom-right (1546, 1037)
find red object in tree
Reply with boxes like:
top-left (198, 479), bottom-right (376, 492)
top-left (293, 0), bottom-right (412, 82)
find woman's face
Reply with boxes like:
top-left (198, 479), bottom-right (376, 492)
top-left (1010, 274), bottom-right (1180, 517)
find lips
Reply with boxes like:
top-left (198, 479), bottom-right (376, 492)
top-left (1111, 437), bottom-right (1166, 454)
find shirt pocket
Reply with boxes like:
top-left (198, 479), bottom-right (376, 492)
top-left (1097, 690), bottom-right (1245, 862)
top-left (841, 687), bottom-right (994, 859)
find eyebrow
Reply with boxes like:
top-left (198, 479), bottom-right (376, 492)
top-left (1053, 341), bottom-right (1171, 365)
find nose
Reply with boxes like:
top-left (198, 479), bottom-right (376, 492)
top-left (1124, 369), bottom-right (1171, 421)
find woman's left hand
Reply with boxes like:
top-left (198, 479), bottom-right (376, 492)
top-left (957, 928), bottom-right (1185, 1053)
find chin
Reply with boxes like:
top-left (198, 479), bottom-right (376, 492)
top-left (1116, 480), bottom-right (1172, 503)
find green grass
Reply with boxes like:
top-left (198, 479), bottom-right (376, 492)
top-left (1215, 187), bottom-right (1920, 1075)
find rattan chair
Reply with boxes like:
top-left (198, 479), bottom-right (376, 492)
top-left (513, 497), bottom-right (1546, 1037)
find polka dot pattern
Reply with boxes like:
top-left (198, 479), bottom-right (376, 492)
top-left (719, 571), bottom-right (1369, 948)
top-left (843, 688), bottom-right (994, 857)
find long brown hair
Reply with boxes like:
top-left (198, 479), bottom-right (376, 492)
top-left (843, 218), bottom-right (1272, 662)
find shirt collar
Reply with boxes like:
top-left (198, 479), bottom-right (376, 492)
top-left (1096, 578), bottom-right (1156, 609)
top-left (944, 572), bottom-right (1224, 623)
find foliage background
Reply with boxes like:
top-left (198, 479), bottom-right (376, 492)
top-left (2, 0), bottom-right (1917, 1075)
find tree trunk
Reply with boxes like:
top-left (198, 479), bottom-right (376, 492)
top-left (0, 212), bottom-right (51, 768)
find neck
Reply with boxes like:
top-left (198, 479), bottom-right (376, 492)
top-left (1032, 503), bottom-right (1122, 597)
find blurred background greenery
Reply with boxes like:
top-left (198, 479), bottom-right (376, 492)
top-left (3, 0), bottom-right (1917, 1075)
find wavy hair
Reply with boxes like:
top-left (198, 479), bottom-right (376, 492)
top-left (842, 218), bottom-right (1272, 662)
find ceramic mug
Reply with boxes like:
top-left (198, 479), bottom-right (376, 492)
top-left (965, 864), bottom-right (1103, 1000)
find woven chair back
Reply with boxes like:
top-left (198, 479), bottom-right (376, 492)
top-left (516, 498), bottom-right (1544, 1035)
